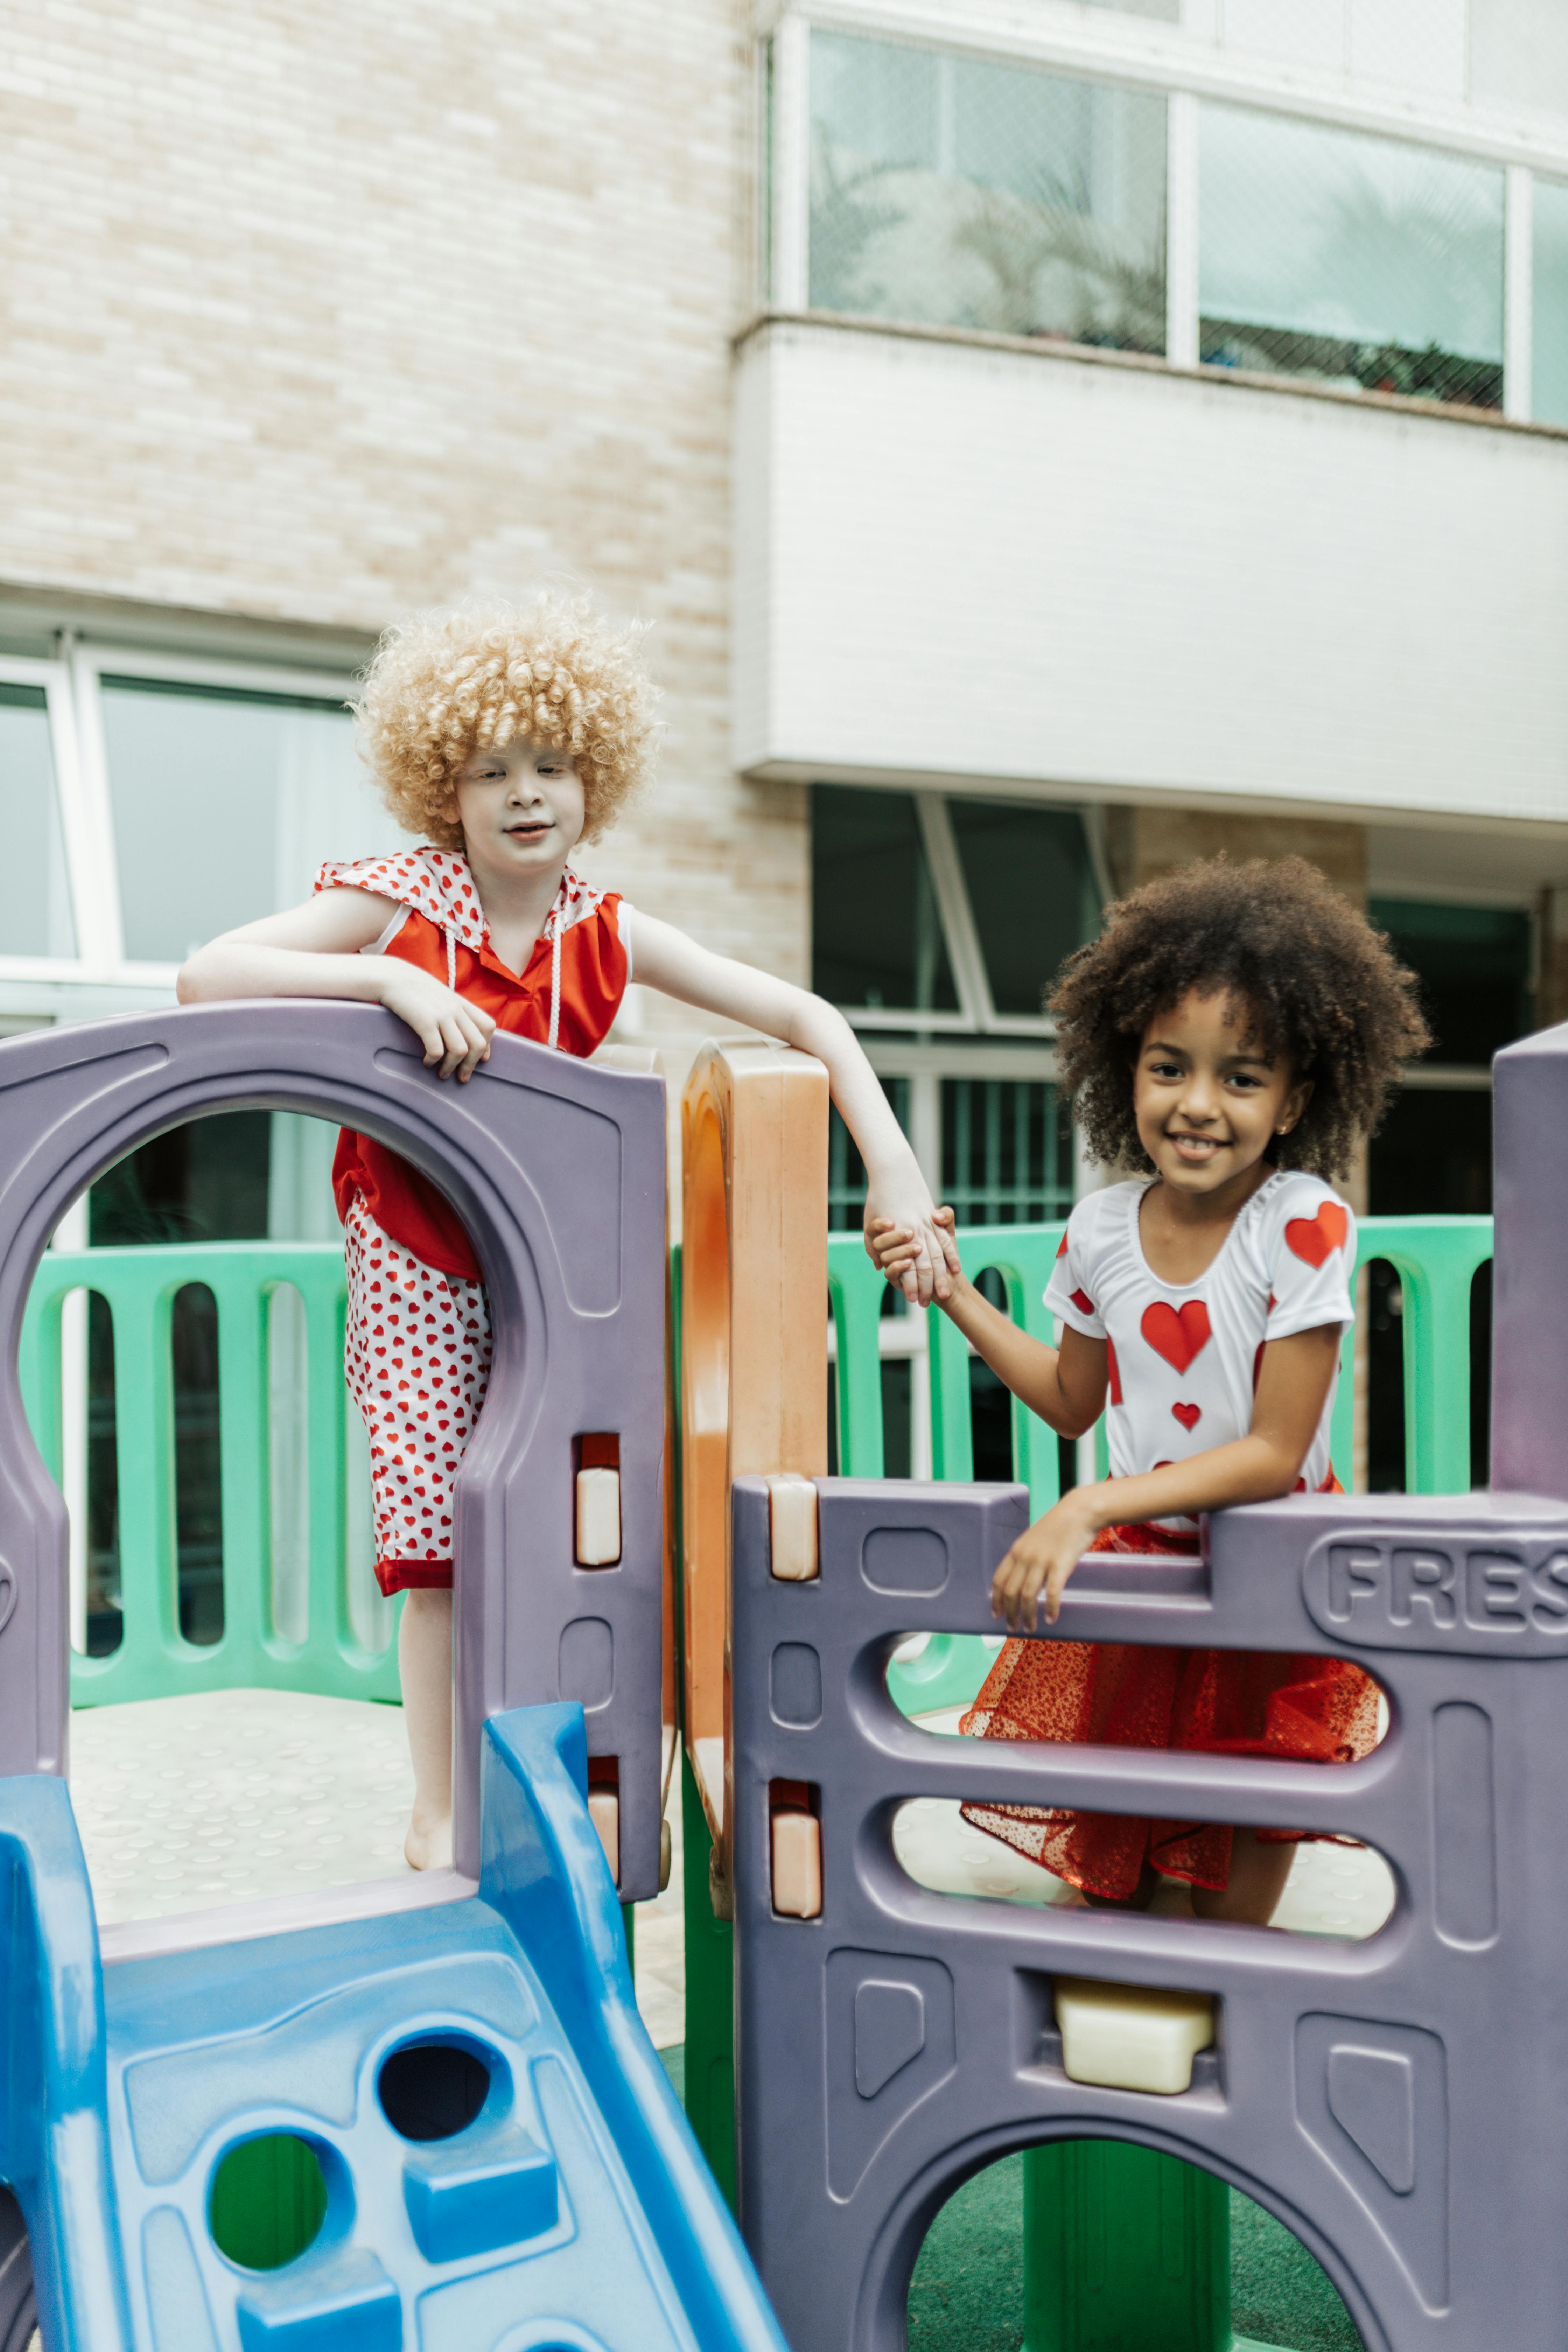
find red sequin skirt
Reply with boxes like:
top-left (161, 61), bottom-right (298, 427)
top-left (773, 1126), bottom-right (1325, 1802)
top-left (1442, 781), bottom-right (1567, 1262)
top-left (959, 1520), bottom-right (1380, 1899)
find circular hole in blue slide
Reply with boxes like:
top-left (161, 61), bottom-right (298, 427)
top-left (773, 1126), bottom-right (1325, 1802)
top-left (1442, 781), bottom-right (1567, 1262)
top-left (378, 2039), bottom-right (491, 2141)
top-left (208, 2134), bottom-right (328, 2271)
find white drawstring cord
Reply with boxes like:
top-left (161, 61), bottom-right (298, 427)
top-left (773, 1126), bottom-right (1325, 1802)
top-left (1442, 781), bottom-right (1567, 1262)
top-left (445, 924), bottom-right (456, 993)
top-left (548, 923), bottom-right (563, 1051)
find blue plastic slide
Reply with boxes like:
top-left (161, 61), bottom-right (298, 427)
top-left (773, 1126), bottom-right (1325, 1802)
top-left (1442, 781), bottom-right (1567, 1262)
top-left (0, 1704), bottom-right (788, 2352)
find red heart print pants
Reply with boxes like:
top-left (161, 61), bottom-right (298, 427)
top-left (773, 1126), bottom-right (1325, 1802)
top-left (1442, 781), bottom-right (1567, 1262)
top-left (342, 1193), bottom-right (493, 1596)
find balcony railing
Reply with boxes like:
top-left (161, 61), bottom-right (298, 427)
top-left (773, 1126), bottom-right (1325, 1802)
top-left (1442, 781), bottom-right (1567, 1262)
top-left (22, 1218), bottom-right (1492, 1715)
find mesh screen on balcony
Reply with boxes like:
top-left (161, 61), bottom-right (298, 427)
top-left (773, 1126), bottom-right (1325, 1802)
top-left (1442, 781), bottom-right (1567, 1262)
top-left (1199, 103), bottom-right (1505, 411)
top-left (809, 33), bottom-right (1168, 354)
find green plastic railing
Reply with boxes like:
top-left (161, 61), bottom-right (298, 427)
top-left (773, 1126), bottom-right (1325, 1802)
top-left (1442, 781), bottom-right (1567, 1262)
top-left (829, 1213), bottom-right (1495, 1717)
top-left (22, 1242), bottom-right (401, 1710)
top-left (21, 1215), bottom-right (1491, 1722)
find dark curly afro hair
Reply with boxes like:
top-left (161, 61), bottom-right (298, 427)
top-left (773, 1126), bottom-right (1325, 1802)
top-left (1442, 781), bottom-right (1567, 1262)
top-left (1053, 856), bottom-right (1430, 1181)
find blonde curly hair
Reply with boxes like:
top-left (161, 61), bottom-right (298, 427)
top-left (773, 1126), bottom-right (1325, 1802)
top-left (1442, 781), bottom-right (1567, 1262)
top-left (355, 595), bottom-right (658, 850)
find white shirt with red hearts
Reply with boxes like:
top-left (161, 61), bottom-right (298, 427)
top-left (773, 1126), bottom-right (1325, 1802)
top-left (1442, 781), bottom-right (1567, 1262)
top-left (1046, 1170), bottom-right (1356, 1531)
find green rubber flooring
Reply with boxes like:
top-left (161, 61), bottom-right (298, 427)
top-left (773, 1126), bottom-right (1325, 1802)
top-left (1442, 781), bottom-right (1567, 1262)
top-left (657, 2048), bottom-right (1362, 2352)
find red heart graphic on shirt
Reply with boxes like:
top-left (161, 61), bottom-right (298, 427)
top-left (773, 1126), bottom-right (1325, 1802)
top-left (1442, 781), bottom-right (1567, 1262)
top-left (1141, 1299), bottom-right (1212, 1373)
top-left (1285, 1202), bottom-right (1348, 1268)
top-left (1071, 1288), bottom-right (1096, 1317)
top-left (1172, 1401), bottom-right (1201, 1432)
top-left (1106, 1335), bottom-right (1123, 1406)
top-left (1055, 1232), bottom-right (1069, 1259)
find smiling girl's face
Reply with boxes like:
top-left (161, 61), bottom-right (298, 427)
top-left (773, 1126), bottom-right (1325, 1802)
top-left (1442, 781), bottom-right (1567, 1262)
top-left (1133, 987), bottom-right (1313, 1203)
top-left (447, 737), bottom-right (586, 885)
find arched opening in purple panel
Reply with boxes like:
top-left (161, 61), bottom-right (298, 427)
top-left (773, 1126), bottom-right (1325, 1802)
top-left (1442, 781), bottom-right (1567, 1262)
top-left (29, 1105), bottom-right (489, 1931)
top-left (906, 2137), bottom-right (1362, 2352)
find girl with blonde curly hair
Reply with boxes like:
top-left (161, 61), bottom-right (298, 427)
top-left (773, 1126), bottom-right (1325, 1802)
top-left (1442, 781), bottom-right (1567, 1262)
top-left (181, 595), bottom-right (955, 1870)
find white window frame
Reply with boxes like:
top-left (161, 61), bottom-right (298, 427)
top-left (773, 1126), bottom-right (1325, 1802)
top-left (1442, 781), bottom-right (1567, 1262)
top-left (0, 643), bottom-right (357, 1006)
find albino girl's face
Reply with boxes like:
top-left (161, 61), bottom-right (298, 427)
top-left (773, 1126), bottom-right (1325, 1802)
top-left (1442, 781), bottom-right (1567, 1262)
top-left (448, 738), bottom-right (586, 881)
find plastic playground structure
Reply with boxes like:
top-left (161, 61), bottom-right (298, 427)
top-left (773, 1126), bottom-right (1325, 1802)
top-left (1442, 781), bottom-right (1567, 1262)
top-left (0, 996), bottom-right (1543, 2351)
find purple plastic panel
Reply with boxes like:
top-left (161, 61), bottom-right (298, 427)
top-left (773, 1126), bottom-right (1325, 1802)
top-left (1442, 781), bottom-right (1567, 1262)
top-left (1492, 1024), bottom-right (1567, 1499)
top-left (732, 1474), bottom-right (1568, 2351)
top-left (0, 1003), bottom-right (667, 1895)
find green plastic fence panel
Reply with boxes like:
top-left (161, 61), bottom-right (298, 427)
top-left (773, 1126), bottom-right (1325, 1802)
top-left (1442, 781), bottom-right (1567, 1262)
top-left (1331, 1215), bottom-right (1494, 1496)
top-left (826, 1243), bottom-right (887, 1476)
top-left (22, 1243), bottom-right (401, 1710)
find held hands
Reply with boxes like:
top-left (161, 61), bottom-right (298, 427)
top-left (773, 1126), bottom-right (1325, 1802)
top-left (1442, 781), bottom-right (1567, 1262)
top-left (864, 1190), bottom-right (961, 1307)
top-left (376, 963), bottom-right (496, 1082)
top-left (868, 1203), bottom-right (961, 1307)
top-left (990, 1488), bottom-right (1105, 1630)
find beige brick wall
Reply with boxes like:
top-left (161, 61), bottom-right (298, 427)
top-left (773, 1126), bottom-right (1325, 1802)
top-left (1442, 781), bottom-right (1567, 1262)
top-left (0, 0), bottom-right (808, 991)
top-left (1106, 807), bottom-right (1369, 909)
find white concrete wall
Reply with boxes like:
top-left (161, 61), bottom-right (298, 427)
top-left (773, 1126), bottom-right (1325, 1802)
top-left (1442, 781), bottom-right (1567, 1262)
top-left (734, 320), bottom-right (1568, 826)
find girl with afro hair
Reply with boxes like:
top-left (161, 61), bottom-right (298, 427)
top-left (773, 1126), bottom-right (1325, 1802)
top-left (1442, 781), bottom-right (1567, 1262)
top-left (875, 855), bottom-right (1429, 1923)
top-left (181, 595), bottom-right (958, 1870)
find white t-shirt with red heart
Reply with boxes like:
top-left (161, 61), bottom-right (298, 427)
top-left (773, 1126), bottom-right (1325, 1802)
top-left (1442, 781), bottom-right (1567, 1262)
top-left (1046, 1170), bottom-right (1356, 1531)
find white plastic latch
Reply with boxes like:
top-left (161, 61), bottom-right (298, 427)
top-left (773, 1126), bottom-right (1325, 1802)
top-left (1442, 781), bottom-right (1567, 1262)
top-left (1053, 1977), bottom-right (1216, 2095)
top-left (771, 1809), bottom-right (822, 1918)
top-left (575, 1466), bottom-right (622, 1566)
top-left (767, 1474), bottom-right (819, 1581)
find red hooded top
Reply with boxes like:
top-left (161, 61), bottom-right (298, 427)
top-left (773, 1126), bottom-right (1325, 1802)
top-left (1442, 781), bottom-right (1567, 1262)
top-left (315, 848), bottom-right (631, 1280)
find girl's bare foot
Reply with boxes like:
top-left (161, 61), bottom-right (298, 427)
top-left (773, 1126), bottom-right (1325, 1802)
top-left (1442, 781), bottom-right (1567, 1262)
top-left (405, 1811), bottom-right (453, 1872)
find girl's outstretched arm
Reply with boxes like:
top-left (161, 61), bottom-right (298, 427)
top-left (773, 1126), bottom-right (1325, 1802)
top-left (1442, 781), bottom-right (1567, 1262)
top-left (177, 893), bottom-right (497, 1081)
top-left (992, 1322), bottom-right (1344, 1629)
top-left (630, 912), bottom-right (958, 1306)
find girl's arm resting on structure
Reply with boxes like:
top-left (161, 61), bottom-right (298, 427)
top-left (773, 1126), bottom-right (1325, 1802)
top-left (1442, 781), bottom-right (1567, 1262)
top-left (992, 1322), bottom-right (1345, 1629)
top-left (631, 911), bottom-right (958, 1304)
top-left (177, 892), bottom-right (497, 1081)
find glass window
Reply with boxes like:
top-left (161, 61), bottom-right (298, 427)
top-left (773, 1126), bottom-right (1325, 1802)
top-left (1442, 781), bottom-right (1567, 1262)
top-left (1370, 897), bottom-right (1532, 1066)
top-left (0, 683), bottom-right (76, 958)
top-left (1533, 175), bottom-right (1568, 428)
top-left (1200, 105), bottom-right (1504, 409)
top-left (947, 801), bottom-right (1097, 1017)
top-left (810, 33), bottom-right (1167, 354)
top-left (100, 678), bottom-right (401, 964)
top-left (812, 785), bottom-right (959, 1014)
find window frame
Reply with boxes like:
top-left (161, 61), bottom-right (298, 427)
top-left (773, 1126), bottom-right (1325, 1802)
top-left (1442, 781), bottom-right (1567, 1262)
top-left (829, 785), bottom-right (1105, 1041)
top-left (0, 644), bottom-right (358, 1001)
top-left (770, 4), bottom-right (1568, 427)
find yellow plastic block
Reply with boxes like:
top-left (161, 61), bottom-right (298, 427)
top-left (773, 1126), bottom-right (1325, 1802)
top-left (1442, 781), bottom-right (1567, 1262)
top-left (588, 1790), bottom-right (620, 1885)
top-left (768, 1473), bottom-right (819, 1581)
top-left (771, 1809), bottom-right (822, 1919)
top-left (1053, 1977), bottom-right (1216, 2095)
top-left (575, 1466), bottom-right (622, 1567)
